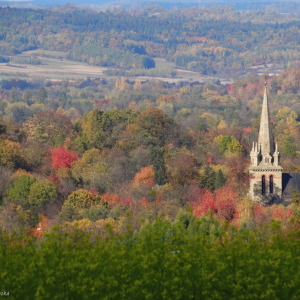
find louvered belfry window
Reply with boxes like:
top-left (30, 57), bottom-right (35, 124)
top-left (262, 175), bottom-right (266, 195)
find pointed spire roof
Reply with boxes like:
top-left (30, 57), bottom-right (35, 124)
top-left (258, 80), bottom-right (274, 158)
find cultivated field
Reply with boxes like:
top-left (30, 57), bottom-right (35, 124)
top-left (0, 50), bottom-right (285, 83)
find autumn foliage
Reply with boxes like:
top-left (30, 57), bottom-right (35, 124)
top-left (133, 165), bottom-right (154, 187)
top-left (29, 214), bottom-right (48, 239)
top-left (101, 192), bottom-right (120, 206)
top-left (50, 147), bottom-right (79, 170)
top-left (100, 192), bottom-right (133, 208)
top-left (191, 186), bottom-right (239, 222)
top-left (189, 182), bottom-right (297, 225)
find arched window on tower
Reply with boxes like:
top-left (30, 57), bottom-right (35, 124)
top-left (262, 175), bottom-right (266, 195)
top-left (270, 175), bottom-right (273, 194)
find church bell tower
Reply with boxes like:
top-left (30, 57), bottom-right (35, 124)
top-left (248, 81), bottom-right (282, 204)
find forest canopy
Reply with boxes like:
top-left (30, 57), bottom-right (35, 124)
top-left (69, 38), bottom-right (155, 69)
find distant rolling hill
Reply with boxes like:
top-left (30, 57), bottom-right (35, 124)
top-left (2, 0), bottom-right (300, 13)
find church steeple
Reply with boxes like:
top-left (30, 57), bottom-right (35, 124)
top-left (248, 77), bottom-right (282, 204)
top-left (258, 80), bottom-right (274, 163)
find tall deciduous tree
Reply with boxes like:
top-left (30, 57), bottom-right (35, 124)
top-left (135, 107), bottom-right (172, 147)
top-left (133, 165), bottom-right (154, 187)
top-left (79, 109), bottom-right (138, 150)
top-left (23, 112), bottom-right (77, 146)
top-left (50, 147), bottom-right (79, 171)
top-left (167, 153), bottom-right (198, 186)
top-left (0, 139), bottom-right (28, 169)
top-left (7, 174), bottom-right (37, 207)
top-left (28, 180), bottom-right (57, 206)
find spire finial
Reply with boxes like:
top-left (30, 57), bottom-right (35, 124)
top-left (265, 75), bottom-right (267, 87)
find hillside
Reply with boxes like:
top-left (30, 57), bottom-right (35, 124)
top-left (1, 5), bottom-right (300, 76)
top-left (1, 3), bottom-right (300, 298)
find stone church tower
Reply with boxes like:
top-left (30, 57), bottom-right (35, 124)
top-left (248, 81), bottom-right (282, 204)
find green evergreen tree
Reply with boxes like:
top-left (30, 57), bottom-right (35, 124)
top-left (215, 169), bottom-right (226, 190)
top-left (150, 146), bottom-right (166, 185)
top-left (175, 209), bottom-right (196, 230)
top-left (0, 101), bottom-right (7, 114)
top-left (200, 164), bottom-right (216, 192)
top-left (23, 90), bottom-right (33, 105)
top-left (36, 86), bottom-right (47, 104)
top-left (9, 87), bottom-right (19, 103)
top-left (220, 135), bottom-right (232, 153)
top-left (58, 90), bottom-right (67, 107)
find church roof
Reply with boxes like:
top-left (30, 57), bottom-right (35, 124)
top-left (282, 173), bottom-right (300, 198)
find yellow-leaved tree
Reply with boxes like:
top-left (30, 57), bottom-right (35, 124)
top-left (61, 189), bottom-right (106, 221)
top-left (276, 106), bottom-right (298, 124)
top-left (71, 148), bottom-right (113, 192)
top-left (0, 139), bottom-right (28, 169)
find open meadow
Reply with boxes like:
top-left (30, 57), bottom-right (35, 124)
top-left (0, 50), bottom-right (285, 83)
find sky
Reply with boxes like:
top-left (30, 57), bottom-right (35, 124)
top-left (2, 0), bottom-right (300, 9)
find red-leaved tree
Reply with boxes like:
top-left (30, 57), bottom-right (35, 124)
top-left (191, 190), bottom-right (216, 218)
top-left (50, 147), bottom-right (79, 170)
top-left (272, 206), bottom-right (293, 222)
top-left (216, 200), bottom-right (237, 222)
top-left (253, 203), bottom-right (271, 225)
top-left (119, 196), bottom-right (133, 208)
top-left (140, 197), bottom-right (149, 207)
top-left (191, 185), bottom-right (238, 222)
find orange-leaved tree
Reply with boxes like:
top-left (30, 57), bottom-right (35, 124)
top-left (133, 165), bottom-right (154, 187)
top-left (101, 192), bottom-right (119, 206)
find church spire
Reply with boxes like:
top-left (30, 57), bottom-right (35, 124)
top-left (258, 79), bottom-right (274, 159)
top-left (248, 78), bottom-right (282, 203)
